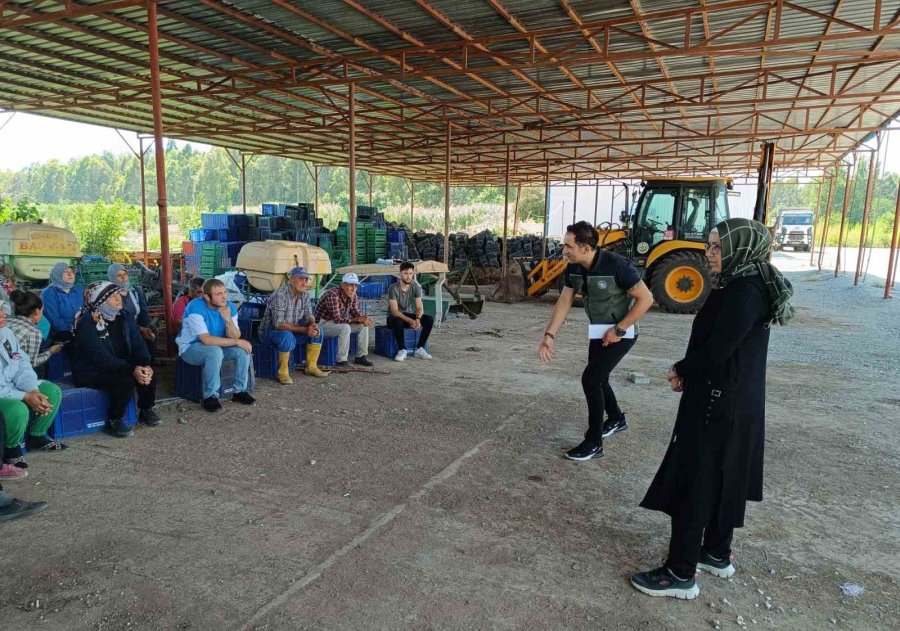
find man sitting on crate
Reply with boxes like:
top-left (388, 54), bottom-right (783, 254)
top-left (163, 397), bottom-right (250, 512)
top-left (314, 273), bottom-right (375, 368)
top-left (176, 278), bottom-right (256, 413)
top-left (258, 267), bottom-right (329, 384)
top-left (387, 262), bottom-right (434, 362)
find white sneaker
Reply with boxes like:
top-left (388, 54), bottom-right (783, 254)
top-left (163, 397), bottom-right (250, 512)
top-left (414, 347), bottom-right (432, 360)
top-left (394, 349), bottom-right (407, 362)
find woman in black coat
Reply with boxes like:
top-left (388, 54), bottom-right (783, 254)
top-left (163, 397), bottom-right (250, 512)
top-left (72, 281), bottom-right (161, 439)
top-left (631, 218), bottom-right (794, 600)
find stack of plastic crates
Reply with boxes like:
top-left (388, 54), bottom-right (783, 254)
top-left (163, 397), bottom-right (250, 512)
top-left (77, 258), bottom-right (110, 285)
top-left (199, 242), bottom-right (229, 277)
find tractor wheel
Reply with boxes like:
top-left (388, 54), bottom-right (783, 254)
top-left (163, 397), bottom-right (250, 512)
top-left (650, 251), bottom-right (712, 314)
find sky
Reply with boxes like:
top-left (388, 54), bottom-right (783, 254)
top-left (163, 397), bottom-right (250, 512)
top-left (1, 110), bottom-right (899, 174)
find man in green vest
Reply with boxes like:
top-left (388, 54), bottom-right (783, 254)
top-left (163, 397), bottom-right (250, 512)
top-left (539, 221), bottom-right (654, 461)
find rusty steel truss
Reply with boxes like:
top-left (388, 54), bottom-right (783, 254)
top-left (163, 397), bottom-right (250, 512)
top-left (1, 0), bottom-right (899, 184)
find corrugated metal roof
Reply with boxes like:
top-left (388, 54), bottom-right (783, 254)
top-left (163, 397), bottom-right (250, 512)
top-left (0, 0), bottom-right (898, 182)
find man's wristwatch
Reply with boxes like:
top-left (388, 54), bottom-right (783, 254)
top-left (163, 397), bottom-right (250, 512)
top-left (614, 325), bottom-right (628, 337)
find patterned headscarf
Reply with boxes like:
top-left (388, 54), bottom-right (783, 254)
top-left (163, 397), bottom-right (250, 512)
top-left (72, 281), bottom-right (121, 335)
top-left (49, 262), bottom-right (75, 291)
top-left (715, 218), bottom-right (794, 326)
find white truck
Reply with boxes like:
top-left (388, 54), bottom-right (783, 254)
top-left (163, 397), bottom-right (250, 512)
top-left (774, 208), bottom-right (815, 252)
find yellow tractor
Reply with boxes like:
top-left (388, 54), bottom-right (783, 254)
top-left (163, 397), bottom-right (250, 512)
top-left (527, 177), bottom-right (732, 314)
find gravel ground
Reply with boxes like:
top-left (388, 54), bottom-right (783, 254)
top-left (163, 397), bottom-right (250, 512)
top-left (0, 256), bottom-right (897, 631)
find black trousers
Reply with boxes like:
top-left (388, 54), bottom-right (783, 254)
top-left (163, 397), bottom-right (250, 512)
top-left (665, 473), bottom-right (734, 578)
top-left (582, 337), bottom-right (635, 444)
top-left (386, 313), bottom-right (434, 350)
top-left (79, 370), bottom-right (156, 420)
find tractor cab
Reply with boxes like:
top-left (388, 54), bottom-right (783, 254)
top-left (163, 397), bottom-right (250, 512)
top-left (618, 178), bottom-right (731, 312)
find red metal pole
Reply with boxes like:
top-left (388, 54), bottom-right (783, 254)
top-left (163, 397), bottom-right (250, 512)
top-left (241, 153), bottom-right (247, 214)
top-left (443, 121), bottom-right (451, 266)
top-left (884, 181), bottom-right (900, 299)
top-left (501, 144), bottom-right (510, 278)
top-left (147, 1), bottom-right (174, 353)
top-left (817, 174), bottom-right (836, 271)
top-left (541, 160), bottom-right (550, 259)
top-left (139, 136), bottom-right (148, 265)
top-left (834, 161), bottom-right (855, 277)
top-left (854, 155), bottom-right (877, 285)
top-left (349, 82), bottom-right (357, 266)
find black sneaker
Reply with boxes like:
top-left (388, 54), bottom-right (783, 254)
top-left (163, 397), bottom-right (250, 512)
top-left (202, 397), bottom-right (223, 413)
top-left (0, 498), bottom-right (48, 523)
top-left (354, 356), bottom-right (374, 367)
top-left (139, 408), bottom-right (162, 427)
top-left (232, 391), bottom-right (256, 405)
top-left (698, 551), bottom-right (736, 578)
top-left (26, 435), bottom-right (68, 451)
top-left (105, 419), bottom-right (134, 438)
top-left (631, 566), bottom-right (699, 600)
top-left (565, 440), bottom-right (604, 461)
top-left (601, 416), bottom-right (628, 438)
top-left (336, 361), bottom-right (350, 367)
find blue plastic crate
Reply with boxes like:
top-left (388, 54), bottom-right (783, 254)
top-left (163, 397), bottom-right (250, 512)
top-left (240, 302), bottom-right (266, 320)
top-left (238, 227), bottom-right (250, 241)
top-left (238, 318), bottom-right (253, 340)
top-left (201, 213), bottom-right (230, 229)
top-left (293, 334), bottom-right (343, 367)
top-left (46, 351), bottom-right (72, 381)
top-left (252, 341), bottom-right (293, 378)
top-left (387, 230), bottom-right (406, 244)
top-left (357, 282), bottom-right (382, 299)
top-left (189, 228), bottom-right (209, 242)
top-left (375, 325), bottom-right (426, 358)
top-left (52, 387), bottom-right (137, 439)
top-left (222, 241), bottom-right (246, 259)
top-left (175, 356), bottom-right (238, 403)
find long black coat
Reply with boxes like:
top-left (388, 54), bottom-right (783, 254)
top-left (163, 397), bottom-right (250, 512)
top-left (71, 311), bottom-right (150, 386)
top-left (640, 274), bottom-right (770, 529)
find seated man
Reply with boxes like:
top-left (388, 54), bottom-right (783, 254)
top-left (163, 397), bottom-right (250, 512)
top-left (314, 273), bottom-right (374, 367)
top-left (176, 279), bottom-right (255, 413)
top-left (258, 267), bottom-right (329, 383)
top-left (173, 276), bottom-right (205, 332)
top-left (387, 262), bottom-right (434, 361)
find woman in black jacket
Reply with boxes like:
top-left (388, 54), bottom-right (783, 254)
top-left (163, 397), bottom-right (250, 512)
top-left (631, 218), bottom-right (794, 600)
top-left (72, 281), bottom-right (160, 439)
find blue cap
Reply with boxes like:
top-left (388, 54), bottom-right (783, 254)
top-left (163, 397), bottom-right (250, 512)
top-left (289, 266), bottom-right (309, 279)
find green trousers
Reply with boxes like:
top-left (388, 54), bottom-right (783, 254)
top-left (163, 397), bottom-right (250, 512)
top-left (1, 381), bottom-right (62, 448)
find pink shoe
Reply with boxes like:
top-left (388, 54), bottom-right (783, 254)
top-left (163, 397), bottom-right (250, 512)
top-left (0, 463), bottom-right (28, 480)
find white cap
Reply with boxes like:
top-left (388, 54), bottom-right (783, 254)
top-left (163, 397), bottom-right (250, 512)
top-left (342, 273), bottom-right (360, 285)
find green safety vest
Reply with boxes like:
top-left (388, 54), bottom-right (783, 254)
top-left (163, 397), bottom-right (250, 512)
top-left (568, 269), bottom-right (636, 329)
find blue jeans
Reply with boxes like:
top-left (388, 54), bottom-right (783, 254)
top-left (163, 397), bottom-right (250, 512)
top-left (259, 328), bottom-right (323, 352)
top-left (181, 344), bottom-right (251, 399)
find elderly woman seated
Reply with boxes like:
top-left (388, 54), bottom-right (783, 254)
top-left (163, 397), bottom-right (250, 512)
top-left (6, 291), bottom-right (65, 370)
top-left (0, 303), bottom-right (65, 470)
top-left (72, 281), bottom-right (160, 439)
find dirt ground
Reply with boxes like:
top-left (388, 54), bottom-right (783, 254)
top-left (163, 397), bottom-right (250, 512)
top-left (1, 256), bottom-right (898, 631)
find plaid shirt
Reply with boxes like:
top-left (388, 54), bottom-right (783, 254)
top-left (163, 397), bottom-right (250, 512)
top-left (7, 315), bottom-right (52, 368)
top-left (259, 284), bottom-right (315, 335)
top-left (314, 287), bottom-right (362, 324)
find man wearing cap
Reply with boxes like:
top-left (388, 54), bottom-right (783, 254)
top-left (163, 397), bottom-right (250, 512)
top-left (314, 273), bottom-right (375, 367)
top-left (258, 267), bottom-right (329, 384)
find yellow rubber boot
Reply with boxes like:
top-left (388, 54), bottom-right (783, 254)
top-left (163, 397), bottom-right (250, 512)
top-left (305, 344), bottom-right (330, 378)
top-left (277, 352), bottom-right (293, 385)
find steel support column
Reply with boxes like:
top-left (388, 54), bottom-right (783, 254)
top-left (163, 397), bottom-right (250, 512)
top-left (835, 161), bottom-right (856, 277)
top-left (349, 82), bottom-right (357, 265)
top-left (541, 161), bottom-right (550, 259)
top-left (572, 178), bottom-right (578, 224)
top-left (885, 181), bottom-right (900, 299)
top-left (314, 165), bottom-right (319, 210)
top-left (854, 153), bottom-right (877, 285)
top-left (241, 153), bottom-right (247, 214)
top-left (409, 180), bottom-right (414, 230)
top-left (594, 179), bottom-right (600, 226)
top-left (810, 176), bottom-right (828, 266)
top-left (817, 173), bottom-right (836, 271)
top-left (147, 1), bottom-right (173, 353)
top-left (512, 184), bottom-right (521, 236)
top-left (443, 122), bottom-right (451, 266)
top-left (501, 144), bottom-right (510, 278)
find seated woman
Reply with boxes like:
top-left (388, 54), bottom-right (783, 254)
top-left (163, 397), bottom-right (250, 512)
top-left (0, 303), bottom-right (65, 470)
top-left (6, 291), bottom-right (64, 369)
top-left (108, 263), bottom-right (155, 357)
top-left (40, 262), bottom-right (84, 343)
top-left (72, 282), bottom-right (160, 438)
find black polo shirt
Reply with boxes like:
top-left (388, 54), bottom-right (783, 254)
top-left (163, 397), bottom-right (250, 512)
top-left (564, 249), bottom-right (642, 325)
